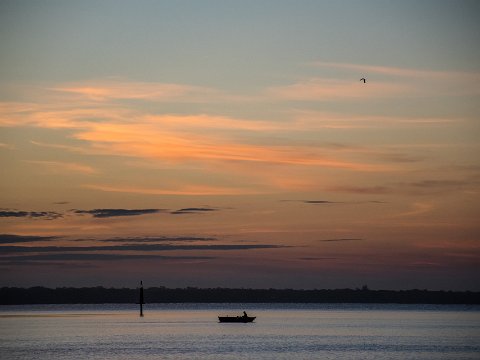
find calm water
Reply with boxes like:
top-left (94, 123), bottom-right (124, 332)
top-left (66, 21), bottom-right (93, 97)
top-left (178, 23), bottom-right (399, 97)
top-left (1, 303), bottom-right (479, 359)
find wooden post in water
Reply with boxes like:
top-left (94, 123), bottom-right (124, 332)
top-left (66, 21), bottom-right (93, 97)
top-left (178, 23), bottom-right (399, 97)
top-left (139, 280), bottom-right (144, 317)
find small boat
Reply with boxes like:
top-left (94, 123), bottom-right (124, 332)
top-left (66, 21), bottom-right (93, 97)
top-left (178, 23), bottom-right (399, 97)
top-left (218, 315), bottom-right (256, 323)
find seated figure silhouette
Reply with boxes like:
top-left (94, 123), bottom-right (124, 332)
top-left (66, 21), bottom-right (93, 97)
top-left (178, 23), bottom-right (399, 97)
top-left (242, 311), bottom-right (248, 318)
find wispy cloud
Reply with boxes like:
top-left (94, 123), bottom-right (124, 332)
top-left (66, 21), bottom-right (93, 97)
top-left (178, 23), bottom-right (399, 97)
top-left (292, 110), bottom-right (461, 130)
top-left (26, 160), bottom-right (97, 175)
top-left (50, 79), bottom-right (221, 103)
top-left (311, 61), bottom-right (480, 81)
top-left (30, 141), bottom-right (88, 154)
top-left (0, 142), bottom-right (14, 150)
top-left (395, 202), bottom-right (435, 217)
top-left (266, 62), bottom-right (480, 103)
top-left (0, 102), bottom-right (133, 129)
top-left (1, 96), bottom-right (404, 174)
top-left (1, 77), bottom-right (468, 199)
top-left (73, 121), bottom-right (390, 170)
top-left (378, 153), bottom-right (422, 163)
top-left (267, 78), bottom-right (407, 101)
top-left (82, 184), bottom-right (263, 196)
top-left (326, 185), bottom-right (391, 195)
top-left (400, 179), bottom-right (468, 194)
top-left (326, 178), bottom-right (476, 197)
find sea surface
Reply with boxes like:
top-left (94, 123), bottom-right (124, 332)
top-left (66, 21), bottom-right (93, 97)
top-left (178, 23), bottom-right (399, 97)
top-left (0, 303), bottom-right (479, 359)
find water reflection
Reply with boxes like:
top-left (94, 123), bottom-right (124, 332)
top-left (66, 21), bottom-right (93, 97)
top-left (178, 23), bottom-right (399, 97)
top-left (1, 304), bottom-right (479, 360)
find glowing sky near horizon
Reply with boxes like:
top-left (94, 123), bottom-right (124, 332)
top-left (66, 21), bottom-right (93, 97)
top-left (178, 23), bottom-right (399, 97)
top-left (1, 0), bottom-right (479, 290)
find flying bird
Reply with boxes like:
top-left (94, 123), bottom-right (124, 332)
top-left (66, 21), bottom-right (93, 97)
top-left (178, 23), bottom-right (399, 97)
top-left (360, 78), bottom-right (366, 83)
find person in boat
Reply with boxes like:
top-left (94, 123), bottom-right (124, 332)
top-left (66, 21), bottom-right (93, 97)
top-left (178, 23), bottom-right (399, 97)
top-left (242, 311), bottom-right (248, 318)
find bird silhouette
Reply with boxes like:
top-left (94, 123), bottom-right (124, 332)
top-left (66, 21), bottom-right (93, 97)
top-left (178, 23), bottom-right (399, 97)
top-left (360, 78), bottom-right (366, 83)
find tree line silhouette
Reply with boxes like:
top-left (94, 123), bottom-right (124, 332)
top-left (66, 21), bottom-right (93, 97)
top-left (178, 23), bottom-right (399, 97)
top-left (1, 286), bottom-right (479, 305)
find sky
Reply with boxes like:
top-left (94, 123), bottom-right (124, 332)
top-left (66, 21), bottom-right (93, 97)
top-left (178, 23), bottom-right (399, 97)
top-left (1, 0), bottom-right (479, 290)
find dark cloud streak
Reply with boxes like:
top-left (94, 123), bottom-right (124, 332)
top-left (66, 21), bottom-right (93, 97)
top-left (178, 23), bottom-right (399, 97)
top-left (99, 236), bottom-right (217, 243)
top-left (0, 243), bottom-right (289, 253)
top-left (318, 238), bottom-right (364, 242)
top-left (304, 200), bottom-right (340, 204)
top-left (0, 234), bottom-right (59, 244)
top-left (170, 208), bottom-right (219, 215)
top-left (282, 200), bottom-right (385, 205)
top-left (1, 254), bottom-right (214, 261)
top-left (0, 210), bottom-right (62, 220)
top-left (1, 206), bottom-right (224, 220)
top-left (280, 200), bottom-right (341, 204)
top-left (73, 208), bottom-right (164, 218)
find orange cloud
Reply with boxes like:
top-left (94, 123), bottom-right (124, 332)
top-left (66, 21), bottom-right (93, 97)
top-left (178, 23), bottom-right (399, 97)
top-left (0, 102), bottom-right (134, 129)
top-left (83, 184), bottom-right (261, 196)
top-left (26, 160), bottom-right (97, 175)
top-left (327, 185), bottom-right (392, 195)
top-left (30, 141), bottom-right (88, 154)
top-left (0, 142), bottom-right (14, 150)
top-left (72, 120), bottom-right (395, 171)
top-left (143, 114), bottom-right (288, 132)
top-left (51, 79), bottom-right (226, 103)
top-left (0, 80), bottom-right (421, 197)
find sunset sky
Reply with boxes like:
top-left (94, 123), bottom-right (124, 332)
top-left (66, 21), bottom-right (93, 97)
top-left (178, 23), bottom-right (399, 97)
top-left (1, 0), bottom-right (479, 290)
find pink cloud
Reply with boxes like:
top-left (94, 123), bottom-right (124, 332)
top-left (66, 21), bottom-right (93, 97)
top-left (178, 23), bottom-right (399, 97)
top-left (311, 61), bottom-right (480, 81)
top-left (292, 110), bottom-right (460, 130)
top-left (395, 202), bottom-right (435, 217)
top-left (265, 62), bottom-right (480, 103)
top-left (267, 78), bottom-right (408, 101)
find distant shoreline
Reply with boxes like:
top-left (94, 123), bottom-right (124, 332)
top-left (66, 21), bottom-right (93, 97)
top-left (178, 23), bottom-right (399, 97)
top-left (1, 287), bottom-right (479, 305)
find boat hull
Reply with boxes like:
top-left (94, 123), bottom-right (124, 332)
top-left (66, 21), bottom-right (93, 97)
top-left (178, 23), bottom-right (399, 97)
top-left (218, 316), bottom-right (256, 323)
